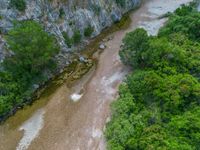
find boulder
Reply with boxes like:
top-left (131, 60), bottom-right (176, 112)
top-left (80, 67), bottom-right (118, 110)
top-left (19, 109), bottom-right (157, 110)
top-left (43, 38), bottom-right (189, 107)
top-left (99, 43), bottom-right (106, 50)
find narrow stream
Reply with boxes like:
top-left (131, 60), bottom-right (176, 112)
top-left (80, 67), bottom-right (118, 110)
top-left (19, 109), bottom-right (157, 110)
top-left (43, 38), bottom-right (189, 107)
top-left (0, 0), bottom-right (193, 150)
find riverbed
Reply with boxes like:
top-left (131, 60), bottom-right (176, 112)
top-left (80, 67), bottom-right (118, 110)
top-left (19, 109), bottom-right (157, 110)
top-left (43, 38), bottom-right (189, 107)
top-left (0, 0), bottom-right (193, 150)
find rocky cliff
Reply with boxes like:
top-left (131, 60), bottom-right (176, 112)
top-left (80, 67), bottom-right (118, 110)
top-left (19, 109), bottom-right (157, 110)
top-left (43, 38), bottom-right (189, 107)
top-left (0, 0), bottom-right (141, 67)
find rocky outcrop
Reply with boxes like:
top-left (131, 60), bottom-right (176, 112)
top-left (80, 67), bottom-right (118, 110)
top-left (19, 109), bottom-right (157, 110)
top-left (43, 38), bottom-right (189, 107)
top-left (0, 0), bottom-right (141, 67)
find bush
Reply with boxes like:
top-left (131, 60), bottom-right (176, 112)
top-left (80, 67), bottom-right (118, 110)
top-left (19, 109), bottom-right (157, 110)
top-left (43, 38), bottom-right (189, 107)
top-left (62, 32), bottom-right (72, 48)
top-left (63, 30), bottom-right (83, 47)
top-left (84, 25), bottom-right (94, 37)
top-left (116, 0), bottom-right (126, 7)
top-left (72, 30), bottom-right (81, 44)
top-left (10, 0), bottom-right (26, 11)
top-left (59, 8), bottom-right (65, 18)
top-left (91, 4), bottom-right (101, 16)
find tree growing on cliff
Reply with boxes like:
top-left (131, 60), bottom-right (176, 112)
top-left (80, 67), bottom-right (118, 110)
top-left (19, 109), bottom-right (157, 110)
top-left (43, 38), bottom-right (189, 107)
top-left (0, 20), bottom-right (59, 117)
top-left (116, 0), bottom-right (126, 7)
top-left (4, 21), bottom-right (58, 84)
top-left (4, 20), bottom-right (59, 90)
top-left (10, 0), bottom-right (26, 11)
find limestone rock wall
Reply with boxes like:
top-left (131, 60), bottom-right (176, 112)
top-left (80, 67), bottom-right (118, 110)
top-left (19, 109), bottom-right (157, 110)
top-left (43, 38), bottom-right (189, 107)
top-left (0, 0), bottom-right (141, 66)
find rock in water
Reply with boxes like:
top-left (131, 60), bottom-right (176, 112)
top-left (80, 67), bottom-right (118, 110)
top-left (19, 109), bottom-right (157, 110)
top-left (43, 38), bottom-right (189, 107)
top-left (70, 93), bottom-right (83, 102)
top-left (99, 44), bottom-right (106, 50)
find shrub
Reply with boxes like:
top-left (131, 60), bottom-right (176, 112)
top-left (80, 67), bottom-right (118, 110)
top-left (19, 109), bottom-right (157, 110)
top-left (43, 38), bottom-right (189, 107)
top-left (59, 8), bottom-right (65, 18)
top-left (10, 0), bottom-right (26, 11)
top-left (72, 30), bottom-right (81, 44)
top-left (62, 32), bottom-right (72, 48)
top-left (91, 4), bottom-right (101, 16)
top-left (116, 0), bottom-right (126, 7)
top-left (84, 25), bottom-right (94, 37)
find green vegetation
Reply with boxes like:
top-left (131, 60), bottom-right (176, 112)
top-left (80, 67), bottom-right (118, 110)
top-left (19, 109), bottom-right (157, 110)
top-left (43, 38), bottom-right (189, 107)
top-left (116, 0), bottom-right (126, 7)
top-left (84, 25), bottom-right (94, 37)
top-left (91, 4), bottom-right (101, 16)
top-left (72, 30), bottom-right (81, 44)
top-left (119, 28), bottom-right (149, 68)
top-left (106, 4), bottom-right (200, 150)
top-left (10, 0), bottom-right (26, 11)
top-left (62, 32), bottom-right (73, 48)
top-left (59, 8), bottom-right (65, 18)
top-left (0, 21), bottom-right (59, 118)
top-left (62, 30), bottom-right (82, 47)
top-left (69, 21), bottom-right (74, 26)
top-left (159, 3), bottom-right (200, 41)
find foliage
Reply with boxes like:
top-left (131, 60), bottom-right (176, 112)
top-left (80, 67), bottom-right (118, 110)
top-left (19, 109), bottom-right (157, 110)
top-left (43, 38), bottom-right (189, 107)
top-left (0, 72), bottom-right (20, 115)
top-left (4, 21), bottom-right (59, 85)
top-left (62, 32), bottom-right (73, 48)
top-left (91, 4), bottom-right (101, 16)
top-left (159, 4), bottom-right (200, 41)
top-left (119, 28), bottom-right (149, 68)
top-left (62, 29), bottom-right (82, 47)
top-left (116, 0), bottom-right (126, 8)
top-left (120, 30), bottom-right (200, 76)
top-left (0, 21), bottom-right (59, 117)
top-left (106, 4), bottom-right (200, 150)
top-left (72, 30), bottom-right (81, 44)
top-left (10, 0), bottom-right (26, 11)
top-left (59, 8), bottom-right (65, 18)
top-left (84, 25), bottom-right (94, 37)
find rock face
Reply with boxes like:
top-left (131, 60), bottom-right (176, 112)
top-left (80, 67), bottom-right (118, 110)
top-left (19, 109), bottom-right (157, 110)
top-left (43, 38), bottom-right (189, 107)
top-left (0, 0), bottom-right (141, 67)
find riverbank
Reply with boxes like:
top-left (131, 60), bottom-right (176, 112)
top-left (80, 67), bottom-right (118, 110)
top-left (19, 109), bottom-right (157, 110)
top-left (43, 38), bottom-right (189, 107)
top-left (0, 0), bottom-right (193, 150)
top-left (0, 5), bottom-right (137, 150)
top-left (106, 2), bottom-right (200, 149)
top-left (0, 9), bottom-right (134, 123)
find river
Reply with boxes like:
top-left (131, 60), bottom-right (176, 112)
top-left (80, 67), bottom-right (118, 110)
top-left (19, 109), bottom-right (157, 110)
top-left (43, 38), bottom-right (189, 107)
top-left (0, 0), bottom-right (193, 150)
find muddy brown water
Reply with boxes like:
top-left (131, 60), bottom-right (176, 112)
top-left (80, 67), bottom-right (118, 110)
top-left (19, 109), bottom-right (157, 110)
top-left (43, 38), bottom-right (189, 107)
top-left (0, 0), bottom-right (193, 150)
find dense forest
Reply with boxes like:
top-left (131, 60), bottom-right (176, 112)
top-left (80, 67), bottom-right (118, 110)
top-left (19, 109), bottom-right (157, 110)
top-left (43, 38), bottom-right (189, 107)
top-left (106, 3), bottom-right (200, 150)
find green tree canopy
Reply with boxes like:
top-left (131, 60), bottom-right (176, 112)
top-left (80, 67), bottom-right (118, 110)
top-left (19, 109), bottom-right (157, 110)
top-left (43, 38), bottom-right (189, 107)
top-left (106, 4), bottom-right (200, 150)
top-left (119, 28), bottom-right (149, 68)
top-left (4, 21), bottom-right (59, 86)
top-left (0, 20), bottom-right (59, 117)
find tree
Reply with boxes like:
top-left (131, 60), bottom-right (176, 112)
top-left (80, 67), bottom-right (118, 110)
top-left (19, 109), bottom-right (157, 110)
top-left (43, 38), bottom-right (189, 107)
top-left (106, 4), bottom-right (200, 150)
top-left (0, 21), bottom-right (59, 117)
top-left (0, 72), bottom-right (20, 115)
top-left (119, 28), bottom-right (149, 68)
top-left (4, 21), bottom-right (59, 86)
top-left (159, 5), bottom-right (200, 41)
